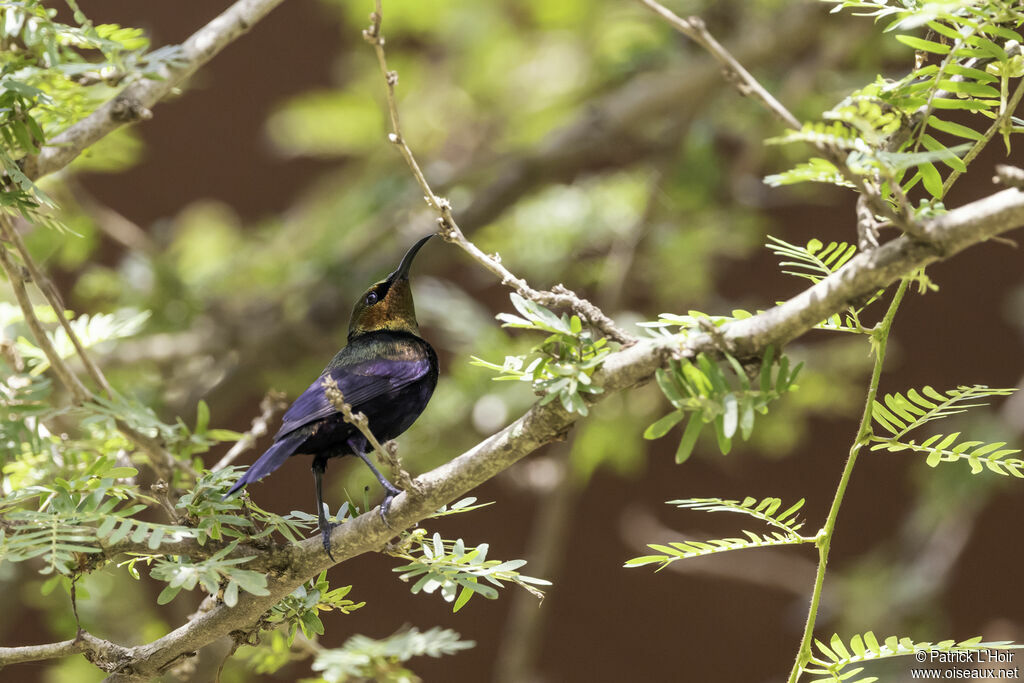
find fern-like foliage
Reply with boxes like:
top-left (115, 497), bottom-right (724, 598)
top-left (389, 530), bottom-right (551, 612)
top-left (643, 345), bottom-right (802, 462)
top-left (803, 631), bottom-right (1017, 683)
top-left (767, 236), bottom-right (885, 333)
top-left (625, 497), bottom-right (812, 571)
top-left (671, 496), bottom-right (808, 534)
top-left (471, 293), bottom-right (612, 415)
top-left (310, 627), bottom-right (475, 682)
top-left (17, 309), bottom-right (151, 375)
top-left (150, 543), bottom-right (270, 607)
top-left (772, 3), bottom-right (1024, 205)
top-left (262, 571), bottom-right (364, 645)
top-left (870, 385), bottom-right (1021, 475)
top-left (768, 236), bottom-right (858, 283)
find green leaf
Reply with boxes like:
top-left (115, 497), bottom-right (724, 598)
top-left (919, 161), bottom-right (943, 198)
top-left (722, 394), bottom-right (738, 439)
top-left (895, 34), bottom-right (950, 54)
top-left (675, 412), bottom-right (703, 464)
top-left (928, 116), bottom-right (984, 141)
top-left (196, 400), bottom-right (210, 434)
top-left (157, 585), bottom-right (181, 605)
top-left (643, 411), bottom-right (685, 440)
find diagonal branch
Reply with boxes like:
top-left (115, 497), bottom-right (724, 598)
top-left (20, 0), bottom-right (290, 182)
top-left (63, 182), bottom-right (1024, 682)
top-left (0, 244), bottom-right (91, 402)
top-left (634, 0), bottom-right (921, 238)
top-left (361, 3), bottom-right (635, 345)
top-left (0, 217), bottom-right (182, 480)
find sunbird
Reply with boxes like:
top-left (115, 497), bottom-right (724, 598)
top-left (226, 234), bottom-right (438, 558)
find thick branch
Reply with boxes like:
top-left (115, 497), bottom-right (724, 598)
top-left (87, 185), bottom-right (1024, 681)
top-left (0, 632), bottom-right (129, 670)
top-left (21, 0), bottom-right (289, 181)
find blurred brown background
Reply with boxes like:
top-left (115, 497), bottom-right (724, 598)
top-left (7, 0), bottom-right (1024, 681)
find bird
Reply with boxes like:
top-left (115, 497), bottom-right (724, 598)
top-left (225, 234), bottom-right (438, 559)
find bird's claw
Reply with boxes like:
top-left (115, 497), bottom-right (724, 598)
top-left (378, 484), bottom-right (402, 529)
top-left (321, 521), bottom-right (340, 561)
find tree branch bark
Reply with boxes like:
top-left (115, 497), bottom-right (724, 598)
top-left (20, 0), bottom-right (290, 181)
top-left (72, 184), bottom-right (1024, 681)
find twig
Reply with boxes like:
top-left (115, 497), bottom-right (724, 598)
top-left (855, 194), bottom-right (881, 252)
top-left (0, 215), bottom-right (183, 480)
top-left (634, 1), bottom-right (799, 130)
top-left (21, 0), bottom-right (290, 182)
top-left (943, 78), bottom-right (1024, 196)
top-left (362, 3), bottom-right (635, 345)
top-left (0, 244), bottom-right (91, 402)
top-left (25, 180), bottom-right (1024, 682)
top-left (634, 0), bottom-right (922, 238)
top-left (211, 390), bottom-right (289, 472)
top-left (1, 215), bottom-right (112, 394)
top-left (320, 375), bottom-right (418, 493)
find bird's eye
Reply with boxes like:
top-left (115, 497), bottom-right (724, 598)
top-left (365, 291), bottom-right (379, 305)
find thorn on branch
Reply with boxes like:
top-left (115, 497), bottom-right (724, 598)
top-left (363, 9), bottom-right (382, 44)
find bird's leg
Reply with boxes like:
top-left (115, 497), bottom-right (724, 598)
top-left (347, 438), bottom-right (402, 528)
top-left (312, 455), bottom-right (336, 560)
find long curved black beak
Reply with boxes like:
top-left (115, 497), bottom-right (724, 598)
top-left (387, 234), bottom-right (433, 282)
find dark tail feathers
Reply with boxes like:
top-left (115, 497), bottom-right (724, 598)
top-left (224, 433), bottom-right (303, 498)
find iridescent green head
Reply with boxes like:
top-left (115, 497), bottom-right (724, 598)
top-left (347, 234), bottom-right (433, 340)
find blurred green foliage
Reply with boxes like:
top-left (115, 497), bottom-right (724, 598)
top-left (2, 0), bottom-right (1023, 681)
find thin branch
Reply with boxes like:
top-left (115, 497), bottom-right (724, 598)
top-left (0, 639), bottom-right (85, 666)
top-left (361, 5), bottom-right (635, 345)
top-left (635, 1), bottom-right (800, 130)
top-left (634, 0), bottom-right (922, 238)
top-left (321, 375), bottom-right (417, 492)
top-left (0, 242), bottom-right (91, 402)
top-left (0, 216), bottom-right (182, 479)
top-left (943, 77), bottom-right (1024, 196)
top-left (21, 0), bottom-right (291, 181)
top-left (790, 280), bottom-right (909, 682)
top-left (211, 390), bottom-right (289, 472)
top-left (76, 183), bottom-right (1024, 682)
top-left (1, 216), bottom-right (112, 395)
top-left (450, 4), bottom-right (825, 233)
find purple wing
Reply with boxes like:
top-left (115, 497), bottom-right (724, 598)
top-left (274, 358), bottom-right (431, 439)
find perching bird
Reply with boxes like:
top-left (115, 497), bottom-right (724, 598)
top-left (225, 234), bottom-right (438, 558)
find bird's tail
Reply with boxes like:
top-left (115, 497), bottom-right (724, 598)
top-left (224, 433), bottom-right (303, 498)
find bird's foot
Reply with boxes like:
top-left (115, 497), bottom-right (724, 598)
top-left (320, 521), bottom-right (340, 561)
top-left (378, 483), bottom-right (403, 529)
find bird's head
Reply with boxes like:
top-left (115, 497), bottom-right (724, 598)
top-left (348, 234), bottom-right (433, 340)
